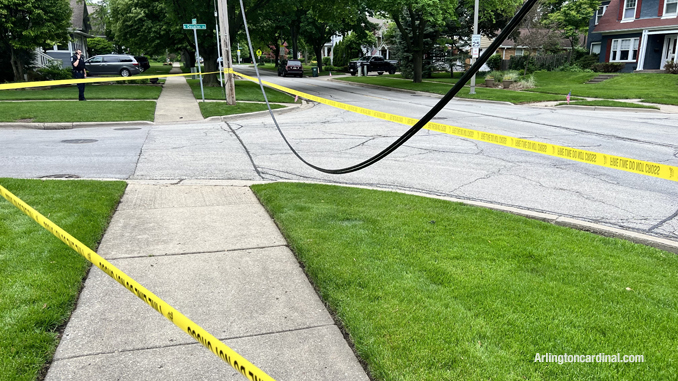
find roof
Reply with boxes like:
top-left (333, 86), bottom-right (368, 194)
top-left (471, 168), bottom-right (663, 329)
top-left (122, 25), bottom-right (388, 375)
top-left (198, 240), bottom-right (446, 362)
top-left (594, 0), bottom-right (678, 33)
top-left (70, 0), bottom-right (90, 32)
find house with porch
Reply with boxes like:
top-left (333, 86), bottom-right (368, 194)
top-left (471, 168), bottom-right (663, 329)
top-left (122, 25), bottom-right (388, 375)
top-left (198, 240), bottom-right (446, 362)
top-left (587, 0), bottom-right (678, 72)
top-left (34, 0), bottom-right (93, 69)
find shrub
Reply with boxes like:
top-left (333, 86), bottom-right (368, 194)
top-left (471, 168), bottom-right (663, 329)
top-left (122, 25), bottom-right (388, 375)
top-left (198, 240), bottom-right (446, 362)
top-left (487, 54), bottom-right (502, 71)
top-left (510, 75), bottom-right (536, 90)
top-left (592, 62), bottom-right (624, 73)
top-left (575, 53), bottom-right (600, 70)
top-left (555, 63), bottom-right (586, 72)
top-left (502, 71), bottom-right (520, 81)
top-left (35, 63), bottom-right (73, 81)
top-left (665, 60), bottom-right (678, 74)
top-left (491, 71), bottom-right (505, 82)
top-left (322, 57), bottom-right (331, 67)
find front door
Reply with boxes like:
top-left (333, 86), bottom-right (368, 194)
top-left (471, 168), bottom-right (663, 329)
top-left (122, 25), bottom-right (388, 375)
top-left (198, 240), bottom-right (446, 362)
top-left (661, 35), bottom-right (677, 69)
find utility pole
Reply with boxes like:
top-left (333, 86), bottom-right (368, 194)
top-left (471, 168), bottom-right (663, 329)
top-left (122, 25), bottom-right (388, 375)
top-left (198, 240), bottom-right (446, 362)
top-left (217, 0), bottom-right (236, 105)
top-left (469, 0), bottom-right (479, 95)
top-left (214, 9), bottom-right (224, 90)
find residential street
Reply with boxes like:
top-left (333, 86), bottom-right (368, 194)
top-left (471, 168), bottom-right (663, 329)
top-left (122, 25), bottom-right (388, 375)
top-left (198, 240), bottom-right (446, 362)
top-left (2, 65), bottom-right (677, 242)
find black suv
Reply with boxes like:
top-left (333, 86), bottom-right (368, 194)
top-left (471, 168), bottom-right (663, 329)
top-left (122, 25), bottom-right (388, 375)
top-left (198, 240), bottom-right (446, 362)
top-left (85, 54), bottom-right (142, 77)
top-left (134, 56), bottom-right (151, 72)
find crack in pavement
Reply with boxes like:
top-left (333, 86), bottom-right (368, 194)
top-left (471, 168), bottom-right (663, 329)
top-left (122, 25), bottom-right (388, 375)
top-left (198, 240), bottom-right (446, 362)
top-left (648, 208), bottom-right (678, 232)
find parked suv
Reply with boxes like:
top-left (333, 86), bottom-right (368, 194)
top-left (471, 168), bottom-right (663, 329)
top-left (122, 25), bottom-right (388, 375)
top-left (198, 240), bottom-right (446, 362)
top-left (134, 56), bottom-right (151, 72)
top-left (85, 54), bottom-right (141, 77)
top-left (278, 59), bottom-right (303, 77)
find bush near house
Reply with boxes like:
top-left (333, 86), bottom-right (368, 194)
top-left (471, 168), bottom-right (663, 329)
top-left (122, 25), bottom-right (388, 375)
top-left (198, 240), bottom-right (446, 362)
top-left (592, 62), bottom-right (624, 73)
top-left (487, 54), bottom-right (502, 71)
top-left (665, 61), bottom-right (678, 74)
top-left (34, 63), bottom-right (72, 81)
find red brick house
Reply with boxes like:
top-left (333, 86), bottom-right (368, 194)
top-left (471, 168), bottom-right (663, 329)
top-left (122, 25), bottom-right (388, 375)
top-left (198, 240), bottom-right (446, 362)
top-left (587, 0), bottom-right (678, 72)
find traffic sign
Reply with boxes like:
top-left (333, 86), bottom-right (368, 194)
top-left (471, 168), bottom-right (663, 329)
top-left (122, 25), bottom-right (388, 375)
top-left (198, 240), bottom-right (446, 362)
top-left (183, 24), bottom-right (207, 30)
top-left (471, 34), bottom-right (481, 58)
top-left (256, 49), bottom-right (262, 58)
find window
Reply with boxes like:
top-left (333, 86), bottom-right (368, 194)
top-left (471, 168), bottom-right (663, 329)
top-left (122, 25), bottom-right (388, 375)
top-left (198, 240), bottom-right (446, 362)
top-left (590, 42), bottom-right (601, 54)
top-left (623, 0), bottom-right (636, 20)
top-left (88, 56), bottom-right (103, 63)
top-left (665, 0), bottom-right (678, 16)
top-left (104, 56), bottom-right (121, 63)
top-left (610, 38), bottom-right (639, 61)
top-left (596, 5), bottom-right (608, 24)
top-left (515, 48), bottom-right (524, 57)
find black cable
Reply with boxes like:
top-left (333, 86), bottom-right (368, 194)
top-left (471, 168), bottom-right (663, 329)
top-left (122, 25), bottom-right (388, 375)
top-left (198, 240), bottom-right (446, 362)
top-left (239, 0), bottom-right (539, 174)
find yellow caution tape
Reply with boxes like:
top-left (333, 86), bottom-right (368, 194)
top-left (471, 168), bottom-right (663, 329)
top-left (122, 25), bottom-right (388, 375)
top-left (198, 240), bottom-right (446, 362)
top-left (0, 71), bottom-right (222, 91)
top-left (0, 184), bottom-right (275, 381)
top-left (232, 69), bottom-right (678, 182)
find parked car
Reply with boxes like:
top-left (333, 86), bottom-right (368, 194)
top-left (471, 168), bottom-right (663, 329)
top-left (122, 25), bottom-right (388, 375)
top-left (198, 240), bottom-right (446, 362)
top-left (134, 56), bottom-right (151, 72)
top-left (348, 55), bottom-right (397, 76)
top-left (278, 59), bottom-right (303, 77)
top-left (84, 54), bottom-right (142, 77)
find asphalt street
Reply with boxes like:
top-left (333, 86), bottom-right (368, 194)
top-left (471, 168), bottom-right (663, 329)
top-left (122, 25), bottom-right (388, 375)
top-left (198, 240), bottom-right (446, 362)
top-left (1, 65), bottom-right (677, 242)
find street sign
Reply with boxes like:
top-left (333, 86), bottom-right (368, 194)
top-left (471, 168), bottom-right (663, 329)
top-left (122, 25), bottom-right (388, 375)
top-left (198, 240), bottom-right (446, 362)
top-left (256, 49), bottom-right (262, 58)
top-left (471, 34), bottom-right (481, 58)
top-left (183, 24), bottom-right (207, 30)
top-left (183, 19), bottom-right (206, 102)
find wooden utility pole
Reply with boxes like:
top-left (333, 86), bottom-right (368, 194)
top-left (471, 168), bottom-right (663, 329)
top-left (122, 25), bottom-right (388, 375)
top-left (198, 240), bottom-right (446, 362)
top-left (217, 0), bottom-right (236, 105)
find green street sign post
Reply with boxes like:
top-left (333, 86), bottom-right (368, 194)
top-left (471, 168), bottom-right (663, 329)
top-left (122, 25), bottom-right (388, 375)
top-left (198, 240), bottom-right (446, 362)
top-left (183, 20), bottom-right (208, 102)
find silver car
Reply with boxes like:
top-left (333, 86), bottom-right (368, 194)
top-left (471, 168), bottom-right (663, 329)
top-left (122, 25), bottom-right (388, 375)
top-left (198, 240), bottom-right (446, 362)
top-left (85, 54), bottom-right (142, 77)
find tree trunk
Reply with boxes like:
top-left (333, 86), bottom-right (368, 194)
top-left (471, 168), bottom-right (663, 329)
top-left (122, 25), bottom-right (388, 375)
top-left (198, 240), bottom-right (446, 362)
top-left (202, 49), bottom-right (219, 87)
top-left (273, 40), bottom-right (281, 67)
top-left (524, 53), bottom-right (529, 76)
top-left (413, 52), bottom-right (423, 83)
top-left (290, 24), bottom-right (299, 59)
top-left (9, 46), bottom-right (25, 82)
top-left (181, 48), bottom-right (196, 70)
top-left (314, 45), bottom-right (323, 72)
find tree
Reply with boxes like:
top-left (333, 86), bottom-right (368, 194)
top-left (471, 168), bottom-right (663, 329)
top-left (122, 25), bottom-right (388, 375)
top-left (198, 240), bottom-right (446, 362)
top-left (88, 37), bottom-right (115, 56)
top-left (0, 0), bottom-right (72, 81)
top-left (515, 1), bottom-right (555, 74)
top-left (544, 0), bottom-right (601, 56)
top-left (370, 0), bottom-right (458, 83)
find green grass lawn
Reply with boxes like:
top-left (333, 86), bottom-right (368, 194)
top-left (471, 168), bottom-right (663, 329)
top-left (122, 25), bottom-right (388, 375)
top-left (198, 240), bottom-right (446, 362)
top-left (557, 100), bottom-right (659, 109)
top-left (0, 101), bottom-right (156, 122)
top-left (187, 79), bottom-right (298, 102)
top-left (336, 76), bottom-right (574, 104)
top-left (198, 102), bottom-right (284, 118)
top-left (0, 85), bottom-right (162, 100)
top-left (0, 179), bottom-right (126, 381)
top-left (252, 182), bottom-right (678, 381)
top-left (143, 62), bottom-right (173, 76)
top-left (529, 72), bottom-right (678, 105)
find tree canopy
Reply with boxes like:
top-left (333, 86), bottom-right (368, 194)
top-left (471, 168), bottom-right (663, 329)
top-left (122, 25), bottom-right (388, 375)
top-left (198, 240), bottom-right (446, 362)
top-left (0, 0), bottom-right (72, 81)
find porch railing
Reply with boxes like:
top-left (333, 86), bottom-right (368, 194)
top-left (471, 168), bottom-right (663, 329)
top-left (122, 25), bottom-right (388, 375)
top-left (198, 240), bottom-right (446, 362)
top-left (33, 49), bottom-right (63, 69)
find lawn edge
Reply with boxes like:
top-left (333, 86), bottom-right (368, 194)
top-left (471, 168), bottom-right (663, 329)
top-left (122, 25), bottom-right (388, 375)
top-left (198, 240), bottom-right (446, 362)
top-left (255, 180), bottom-right (678, 254)
top-left (12, 179), bottom-right (129, 381)
top-left (249, 184), bottom-right (378, 381)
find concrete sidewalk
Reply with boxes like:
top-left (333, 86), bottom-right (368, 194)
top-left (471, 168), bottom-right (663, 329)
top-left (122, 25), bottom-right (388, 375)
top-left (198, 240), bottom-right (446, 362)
top-left (45, 181), bottom-right (369, 381)
top-left (154, 64), bottom-right (204, 123)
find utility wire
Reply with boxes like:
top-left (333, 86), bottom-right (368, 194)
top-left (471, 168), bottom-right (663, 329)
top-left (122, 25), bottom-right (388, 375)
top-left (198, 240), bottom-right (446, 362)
top-left (238, 0), bottom-right (539, 174)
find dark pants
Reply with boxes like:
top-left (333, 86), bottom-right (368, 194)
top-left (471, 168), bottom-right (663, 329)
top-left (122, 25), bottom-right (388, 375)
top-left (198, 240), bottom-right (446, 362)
top-left (74, 71), bottom-right (86, 100)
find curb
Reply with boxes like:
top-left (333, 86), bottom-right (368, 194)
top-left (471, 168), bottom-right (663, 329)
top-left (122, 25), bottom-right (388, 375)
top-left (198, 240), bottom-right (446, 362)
top-left (0, 121), bottom-right (154, 130)
top-left (555, 105), bottom-right (660, 113)
top-left (327, 78), bottom-right (515, 105)
top-left (275, 180), bottom-right (678, 254)
top-left (0, 101), bottom-right (310, 129)
top-left (204, 100), bottom-right (311, 123)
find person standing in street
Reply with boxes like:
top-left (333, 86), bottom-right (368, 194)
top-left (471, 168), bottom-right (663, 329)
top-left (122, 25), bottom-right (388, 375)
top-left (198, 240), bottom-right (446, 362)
top-left (71, 49), bottom-right (87, 101)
